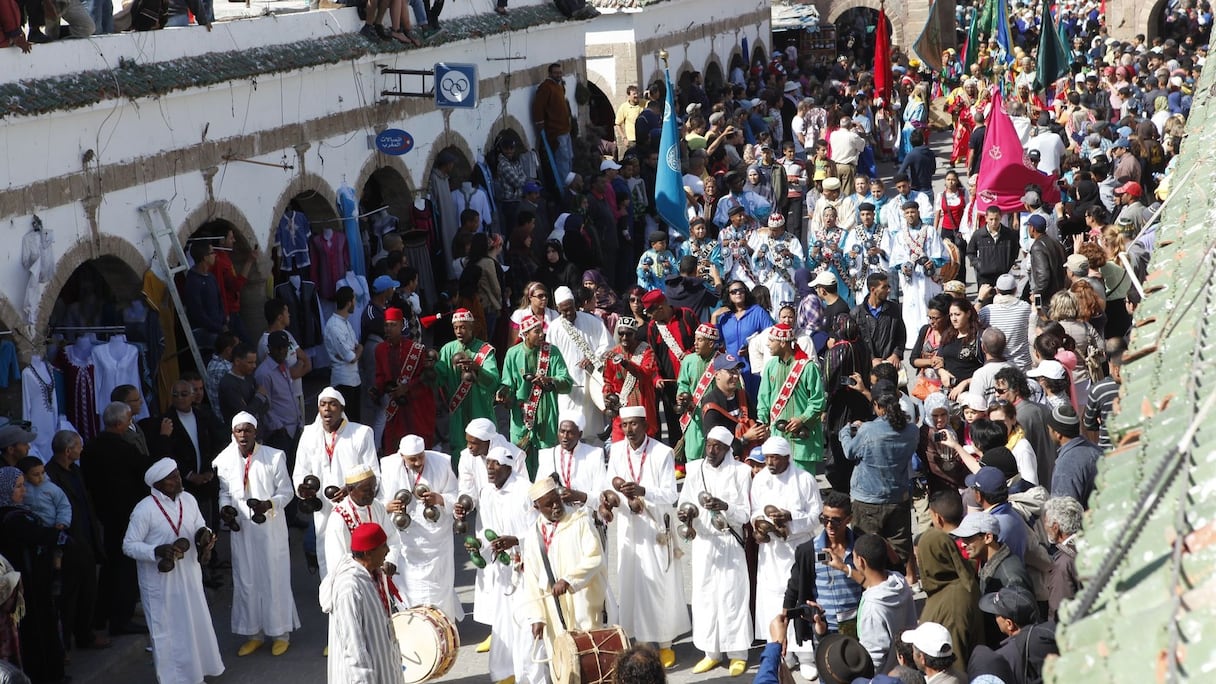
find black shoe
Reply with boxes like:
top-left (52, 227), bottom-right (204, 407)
top-left (110, 623), bottom-right (149, 636)
top-left (374, 24), bottom-right (391, 39)
top-left (28, 30), bottom-right (51, 43)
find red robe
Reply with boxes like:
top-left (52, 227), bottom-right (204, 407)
top-left (374, 338), bottom-right (437, 451)
top-left (602, 342), bottom-right (660, 443)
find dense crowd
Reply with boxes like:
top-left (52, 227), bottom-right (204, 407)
top-left (0, 0), bottom-right (1209, 683)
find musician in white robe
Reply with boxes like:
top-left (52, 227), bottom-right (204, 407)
top-left (549, 286), bottom-right (612, 440)
top-left (379, 434), bottom-right (462, 621)
top-left (323, 464), bottom-right (403, 587)
top-left (749, 436), bottom-right (822, 674)
top-left (885, 202), bottom-right (946, 342)
top-left (601, 407), bottom-right (690, 669)
top-left (212, 412), bottom-right (300, 657)
top-left (292, 387), bottom-right (381, 577)
top-left (473, 446), bottom-right (543, 684)
top-left (122, 458), bottom-right (224, 684)
top-left (676, 427), bottom-right (753, 676)
top-left (319, 522), bottom-right (406, 684)
top-left (521, 477), bottom-right (610, 680)
top-left (535, 412), bottom-right (606, 510)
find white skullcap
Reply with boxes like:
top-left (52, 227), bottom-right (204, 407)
top-left (529, 477), bottom-right (558, 501)
top-left (397, 435), bottom-right (425, 456)
top-left (619, 406), bottom-right (647, 420)
top-left (554, 286), bottom-right (575, 305)
top-left (344, 463), bottom-right (375, 485)
top-left (706, 426), bottom-right (735, 447)
top-left (761, 435), bottom-right (792, 456)
top-left (558, 411), bottom-right (585, 432)
top-left (144, 458), bottom-right (178, 488)
top-left (487, 445), bottom-right (516, 467)
top-left (318, 387), bottom-right (346, 406)
top-left (231, 411), bottom-right (257, 430)
top-left (466, 418), bottom-right (497, 441)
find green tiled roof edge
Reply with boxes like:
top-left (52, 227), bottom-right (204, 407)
top-left (0, 4), bottom-right (577, 119)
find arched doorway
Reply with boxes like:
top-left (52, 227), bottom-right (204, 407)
top-left (47, 255), bottom-right (147, 440)
top-left (704, 61), bottom-right (725, 104)
top-left (751, 45), bottom-right (768, 72)
top-left (361, 167), bottom-right (414, 276)
top-left (1149, 0), bottom-right (1210, 43)
top-left (189, 219), bottom-right (263, 347)
top-left (836, 7), bottom-right (882, 68)
top-left (585, 81), bottom-right (616, 161)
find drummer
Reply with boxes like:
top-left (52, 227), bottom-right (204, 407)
top-left (521, 477), bottom-right (610, 665)
top-left (319, 522), bottom-right (406, 684)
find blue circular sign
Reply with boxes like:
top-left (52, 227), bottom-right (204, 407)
top-left (376, 129), bottom-right (414, 156)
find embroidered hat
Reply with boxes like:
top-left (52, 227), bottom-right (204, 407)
top-left (451, 309), bottom-right (475, 324)
top-left (350, 523), bottom-right (388, 552)
top-left (344, 463), bottom-right (375, 485)
top-left (767, 213), bottom-right (786, 228)
top-left (770, 323), bottom-right (795, 342)
top-left (695, 323), bottom-right (719, 340)
top-left (616, 317), bottom-right (640, 331)
top-left (519, 314), bottom-right (544, 333)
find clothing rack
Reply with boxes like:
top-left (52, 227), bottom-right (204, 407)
top-left (50, 325), bottom-right (128, 341)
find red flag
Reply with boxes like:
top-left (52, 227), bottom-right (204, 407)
top-left (974, 88), bottom-right (1060, 213)
top-left (874, 8), bottom-right (892, 105)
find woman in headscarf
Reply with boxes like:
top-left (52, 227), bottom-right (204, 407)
top-left (898, 82), bottom-right (928, 162)
top-left (0, 466), bottom-right (67, 683)
top-left (535, 239), bottom-right (581, 296)
top-left (742, 165), bottom-right (775, 209)
top-left (918, 519), bottom-right (984, 662)
top-left (504, 224), bottom-right (539, 305)
top-left (582, 269), bottom-right (622, 331)
top-left (822, 313), bottom-right (873, 493)
top-left (946, 78), bottom-right (979, 167)
top-left (792, 268), bottom-right (828, 354)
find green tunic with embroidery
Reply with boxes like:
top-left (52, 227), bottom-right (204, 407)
top-left (675, 351), bottom-right (715, 462)
top-left (757, 353), bottom-right (827, 472)
top-left (438, 338), bottom-right (500, 460)
top-left (500, 342), bottom-right (572, 474)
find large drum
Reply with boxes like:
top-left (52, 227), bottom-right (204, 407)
top-left (391, 606), bottom-right (460, 683)
top-left (937, 239), bottom-right (961, 283)
top-left (550, 626), bottom-right (630, 684)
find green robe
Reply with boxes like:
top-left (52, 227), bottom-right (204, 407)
top-left (757, 353), bottom-right (827, 472)
top-left (438, 337), bottom-right (500, 461)
top-left (500, 342), bottom-right (572, 475)
top-left (675, 352), bottom-right (715, 462)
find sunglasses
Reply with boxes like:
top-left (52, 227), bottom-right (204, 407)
top-left (819, 515), bottom-right (846, 525)
top-left (728, 289), bottom-right (746, 295)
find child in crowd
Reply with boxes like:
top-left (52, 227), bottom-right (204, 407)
top-left (17, 456), bottom-right (71, 531)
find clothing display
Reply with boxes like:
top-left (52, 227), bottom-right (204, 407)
top-left (274, 278), bottom-right (323, 349)
top-left (22, 356), bottom-right (74, 462)
top-left (56, 340), bottom-right (101, 441)
top-left (92, 335), bottom-right (149, 422)
top-left (451, 182), bottom-right (494, 230)
top-left (277, 209), bottom-right (313, 272)
top-left (309, 229), bottom-right (351, 301)
top-left (0, 340), bottom-right (18, 388)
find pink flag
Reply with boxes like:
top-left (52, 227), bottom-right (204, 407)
top-left (974, 89), bottom-right (1060, 213)
top-left (874, 8), bottom-right (893, 106)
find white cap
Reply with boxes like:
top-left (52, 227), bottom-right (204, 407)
top-left (144, 458), bottom-right (178, 488)
top-left (619, 406), bottom-right (647, 420)
top-left (344, 463), bottom-right (375, 485)
top-left (554, 286), bottom-right (575, 304)
top-left (811, 271), bottom-right (838, 287)
top-left (397, 435), bottom-right (425, 456)
top-left (318, 387), bottom-right (346, 406)
top-left (600, 159), bottom-right (622, 171)
top-left (959, 392), bottom-right (988, 412)
top-left (1027, 360), bottom-right (1067, 380)
top-left (558, 411), bottom-right (585, 432)
top-left (761, 436), bottom-right (791, 456)
top-left (901, 622), bottom-right (954, 658)
top-left (231, 411), bottom-right (258, 430)
top-left (565, 172), bottom-right (579, 185)
top-left (466, 418), bottom-right (497, 441)
top-left (706, 425), bottom-right (735, 446)
top-left (487, 445), bottom-right (516, 467)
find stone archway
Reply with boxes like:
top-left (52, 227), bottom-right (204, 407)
top-left (484, 114), bottom-right (532, 162)
top-left (270, 171), bottom-right (339, 237)
top-left (825, 0), bottom-right (908, 48)
top-left (40, 237), bottom-right (146, 345)
top-left (704, 58), bottom-right (725, 104)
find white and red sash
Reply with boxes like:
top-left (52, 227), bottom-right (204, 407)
top-left (769, 356), bottom-right (812, 424)
top-left (385, 340), bottom-right (426, 421)
top-left (617, 343), bottom-right (649, 404)
top-left (655, 321), bottom-right (689, 363)
top-left (448, 342), bottom-right (494, 412)
top-left (679, 359), bottom-right (717, 431)
top-left (522, 343), bottom-right (553, 431)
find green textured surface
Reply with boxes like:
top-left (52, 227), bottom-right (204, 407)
top-left (1047, 57), bottom-right (1216, 682)
top-left (0, 4), bottom-right (580, 119)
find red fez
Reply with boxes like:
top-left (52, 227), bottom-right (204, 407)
top-left (351, 523), bottom-right (388, 552)
top-left (640, 290), bottom-right (667, 310)
top-left (385, 308), bottom-right (405, 322)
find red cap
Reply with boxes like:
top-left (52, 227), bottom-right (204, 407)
top-left (770, 323), bottom-right (795, 342)
top-left (385, 308), bottom-right (404, 322)
top-left (351, 523), bottom-right (388, 552)
top-left (1115, 181), bottom-right (1142, 198)
top-left (640, 290), bottom-right (667, 310)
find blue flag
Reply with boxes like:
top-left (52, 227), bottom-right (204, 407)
top-left (994, 0), bottom-right (1014, 65)
top-left (654, 68), bottom-right (688, 237)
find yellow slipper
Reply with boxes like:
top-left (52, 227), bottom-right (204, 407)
top-left (659, 648), bottom-right (676, 669)
top-left (238, 639), bottom-right (264, 656)
top-left (691, 657), bottom-right (720, 674)
top-left (323, 646), bottom-right (328, 657)
top-left (496, 678), bottom-right (515, 684)
top-left (271, 639), bottom-right (290, 656)
top-left (729, 659), bottom-right (748, 676)
top-left (476, 635), bottom-right (493, 653)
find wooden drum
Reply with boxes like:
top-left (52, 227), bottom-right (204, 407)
top-left (391, 605), bottom-right (460, 683)
top-left (550, 626), bottom-right (630, 684)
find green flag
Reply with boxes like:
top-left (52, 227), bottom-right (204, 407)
top-left (977, 0), bottom-right (996, 39)
top-left (964, 8), bottom-right (981, 74)
top-left (1035, 1), bottom-right (1070, 90)
top-left (1057, 14), bottom-right (1072, 65)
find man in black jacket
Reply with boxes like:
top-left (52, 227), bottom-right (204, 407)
top-left (1025, 215), bottom-right (1066, 307)
top-left (850, 273), bottom-right (906, 368)
top-left (968, 207), bottom-right (1020, 291)
top-left (972, 587), bottom-right (1058, 684)
top-left (664, 256), bottom-right (719, 323)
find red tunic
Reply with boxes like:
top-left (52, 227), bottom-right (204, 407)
top-left (602, 342), bottom-right (660, 443)
top-left (374, 338), bottom-right (437, 451)
top-left (212, 251), bottom-right (248, 316)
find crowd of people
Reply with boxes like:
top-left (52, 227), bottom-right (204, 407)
top-left (0, 0), bottom-right (1209, 682)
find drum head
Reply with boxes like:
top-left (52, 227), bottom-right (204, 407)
top-left (393, 608), bottom-right (458, 683)
top-left (939, 240), bottom-right (960, 282)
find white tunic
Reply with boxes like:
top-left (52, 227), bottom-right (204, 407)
top-left (377, 450), bottom-right (463, 622)
top-left (548, 312), bottom-right (612, 438)
top-left (677, 457), bottom-right (753, 654)
top-left (292, 418), bottom-right (381, 577)
top-left (604, 437), bottom-right (691, 644)
top-left (212, 441), bottom-right (300, 638)
top-left (92, 336), bottom-right (150, 421)
top-left (324, 497), bottom-right (404, 586)
top-left (886, 224), bottom-right (946, 347)
top-left (319, 554), bottom-right (406, 684)
top-left (536, 443), bottom-right (607, 508)
top-left (749, 464), bottom-right (822, 640)
top-left (22, 357), bottom-right (73, 462)
top-left (122, 490), bottom-right (224, 684)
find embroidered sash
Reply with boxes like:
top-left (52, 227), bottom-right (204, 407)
top-left (769, 357), bottom-right (811, 424)
top-left (617, 344), bottom-right (649, 404)
top-left (448, 342), bottom-right (494, 412)
top-left (679, 361), bottom-right (717, 431)
top-left (522, 343), bottom-right (553, 431)
top-left (385, 340), bottom-right (426, 421)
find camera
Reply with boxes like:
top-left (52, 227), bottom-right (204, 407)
top-left (840, 376), bottom-right (857, 388)
top-left (815, 550), bottom-right (829, 563)
top-left (934, 430), bottom-right (948, 443)
top-left (868, 254), bottom-right (881, 265)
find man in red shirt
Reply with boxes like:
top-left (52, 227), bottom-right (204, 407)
top-left (212, 229), bottom-right (260, 344)
top-left (602, 317), bottom-right (659, 443)
top-left (374, 308), bottom-right (437, 452)
top-left (642, 290), bottom-right (699, 448)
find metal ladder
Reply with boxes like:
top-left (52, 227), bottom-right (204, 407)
top-left (137, 200), bottom-right (213, 408)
